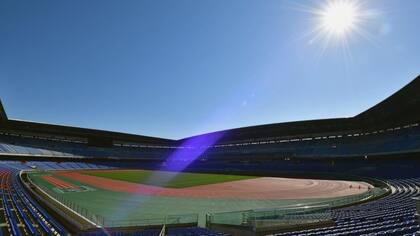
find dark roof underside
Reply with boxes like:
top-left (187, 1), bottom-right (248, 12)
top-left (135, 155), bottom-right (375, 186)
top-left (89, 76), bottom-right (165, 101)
top-left (0, 100), bottom-right (7, 123)
top-left (1, 75), bottom-right (419, 145)
top-left (180, 75), bottom-right (420, 143)
top-left (355, 75), bottom-right (420, 126)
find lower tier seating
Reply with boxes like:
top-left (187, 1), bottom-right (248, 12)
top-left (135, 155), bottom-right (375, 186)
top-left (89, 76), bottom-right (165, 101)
top-left (271, 179), bottom-right (420, 236)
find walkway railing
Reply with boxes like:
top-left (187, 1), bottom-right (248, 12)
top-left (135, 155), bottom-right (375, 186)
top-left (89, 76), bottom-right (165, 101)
top-left (206, 187), bottom-right (388, 229)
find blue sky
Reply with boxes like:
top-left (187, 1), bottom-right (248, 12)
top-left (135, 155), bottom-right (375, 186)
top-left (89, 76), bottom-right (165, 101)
top-left (0, 0), bottom-right (419, 140)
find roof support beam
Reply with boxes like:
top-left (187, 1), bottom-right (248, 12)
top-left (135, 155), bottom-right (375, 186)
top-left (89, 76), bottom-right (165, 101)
top-left (0, 99), bottom-right (8, 124)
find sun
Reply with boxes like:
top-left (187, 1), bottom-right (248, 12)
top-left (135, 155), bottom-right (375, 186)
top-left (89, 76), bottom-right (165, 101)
top-left (320, 0), bottom-right (359, 38)
top-left (291, 0), bottom-right (379, 57)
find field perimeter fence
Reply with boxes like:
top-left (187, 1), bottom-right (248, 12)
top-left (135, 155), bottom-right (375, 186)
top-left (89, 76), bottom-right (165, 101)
top-left (207, 204), bottom-right (332, 228)
top-left (27, 171), bottom-right (388, 229)
top-left (27, 173), bottom-right (198, 228)
top-left (308, 187), bottom-right (387, 209)
top-left (46, 188), bottom-right (198, 227)
top-left (207, 187), bottom-right (388, 228)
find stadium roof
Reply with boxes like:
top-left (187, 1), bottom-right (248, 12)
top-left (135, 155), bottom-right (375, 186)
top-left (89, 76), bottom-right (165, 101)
top-left (1, 75), bottom-right (419, 145)
top-left (355, 74), bottom-right (420, 126)
top-left (180, 75), bottom-right (420, 143)
top-left (0, 100), bottom-right (7, 124)
top-left (0, 99), bottom-right (174, 146)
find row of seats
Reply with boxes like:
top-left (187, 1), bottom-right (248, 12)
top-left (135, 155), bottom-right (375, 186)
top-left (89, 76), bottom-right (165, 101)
top-left (0, 167), bottom-right (68, 235)
top-left (1, 125), bottom-right (420, 160)
top-left (1, 161), bottom-right (111, 171)
top-left (271, 179), bottom-right (420, 236)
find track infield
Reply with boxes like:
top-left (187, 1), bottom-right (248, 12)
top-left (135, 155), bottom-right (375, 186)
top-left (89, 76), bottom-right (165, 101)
top-left (28, 169), bottom-right (373, 227)
top-left (82, 169), bottom-right (257, 188)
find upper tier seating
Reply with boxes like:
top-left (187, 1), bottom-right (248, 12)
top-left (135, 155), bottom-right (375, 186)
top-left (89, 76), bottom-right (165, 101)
top-left (1, 124), bottom-right (420, 160)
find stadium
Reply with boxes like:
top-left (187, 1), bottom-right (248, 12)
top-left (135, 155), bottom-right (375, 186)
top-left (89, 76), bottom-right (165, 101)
top-left (0, 74), bottom-right (418, 236)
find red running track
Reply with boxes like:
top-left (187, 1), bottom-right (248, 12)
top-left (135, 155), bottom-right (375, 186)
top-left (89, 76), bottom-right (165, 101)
top-left (57, 171), bottom-right (372, 200)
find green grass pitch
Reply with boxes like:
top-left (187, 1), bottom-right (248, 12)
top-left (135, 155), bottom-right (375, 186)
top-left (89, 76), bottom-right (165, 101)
top-left (83, 169), bottom-right (256, 188)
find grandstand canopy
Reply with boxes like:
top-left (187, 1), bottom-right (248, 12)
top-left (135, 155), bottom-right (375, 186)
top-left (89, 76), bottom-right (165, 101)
top-left (1, 75), bottom-right (419, 146)
top-left (0, 99), bottom-right (174, 147)
top-left (180, 75), bottom-right (420, 144)
top-left (355, 75), bottom-right (420, 127)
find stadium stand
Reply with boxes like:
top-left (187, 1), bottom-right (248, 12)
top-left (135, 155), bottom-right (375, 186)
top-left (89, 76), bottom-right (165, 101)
top-left (0, 165), bottom-right (67, 235)
top-left (0, 76), bottom-right (419, 164)
top-left (0, 75), bottom-right (418, 235)
top-left (270, 179), bottom-right (420, 236)
top-left (0, 161), bottom-right (110, 171)
top-left (415, 197), bottom-right (420, 235)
